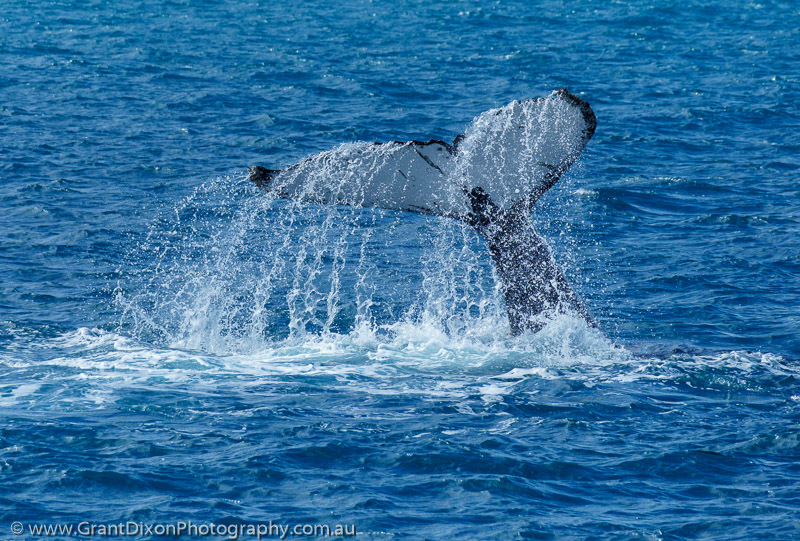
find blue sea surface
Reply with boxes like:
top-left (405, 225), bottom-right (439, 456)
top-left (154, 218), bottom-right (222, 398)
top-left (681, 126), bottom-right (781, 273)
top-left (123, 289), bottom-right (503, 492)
top-left (2, 0), bottom-right (799, 539)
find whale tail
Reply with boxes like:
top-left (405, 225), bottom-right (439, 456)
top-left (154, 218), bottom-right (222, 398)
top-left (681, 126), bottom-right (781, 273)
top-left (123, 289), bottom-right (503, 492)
top-left (249, 90), bottom-right (598, 334)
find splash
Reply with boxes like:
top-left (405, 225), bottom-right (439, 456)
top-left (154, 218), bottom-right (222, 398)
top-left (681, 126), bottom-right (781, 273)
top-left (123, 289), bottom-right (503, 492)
top-left (116, 177), bottom-right (506, 355)
top-left (116, 94), bottom-right (599, 357)
top-left (4, 326), bottom-right (795, 412)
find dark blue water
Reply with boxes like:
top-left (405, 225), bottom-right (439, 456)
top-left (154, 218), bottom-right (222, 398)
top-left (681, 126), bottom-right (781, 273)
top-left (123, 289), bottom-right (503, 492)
top-left (2, 0), bottom-right (799, 539)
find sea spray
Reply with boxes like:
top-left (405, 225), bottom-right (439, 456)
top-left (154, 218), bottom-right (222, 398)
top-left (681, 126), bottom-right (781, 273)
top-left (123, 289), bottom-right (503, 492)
top-left (116, 96), bottom-right (598, 355)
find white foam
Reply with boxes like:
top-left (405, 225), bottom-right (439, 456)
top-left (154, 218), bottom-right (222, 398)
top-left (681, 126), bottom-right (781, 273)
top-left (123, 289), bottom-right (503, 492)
top-left (0, 383), bottom-right (42, 407)
top-left (4, 323), bottom-right (795, 411)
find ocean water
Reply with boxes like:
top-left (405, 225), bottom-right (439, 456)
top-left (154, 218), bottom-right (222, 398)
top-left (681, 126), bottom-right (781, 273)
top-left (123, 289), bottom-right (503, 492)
top-left (1, 0), bottom-right (799, 539)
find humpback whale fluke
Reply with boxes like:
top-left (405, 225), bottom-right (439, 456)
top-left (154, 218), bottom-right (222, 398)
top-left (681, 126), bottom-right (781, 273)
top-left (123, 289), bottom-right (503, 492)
top-left (249, 89), bottom-right (598, 334)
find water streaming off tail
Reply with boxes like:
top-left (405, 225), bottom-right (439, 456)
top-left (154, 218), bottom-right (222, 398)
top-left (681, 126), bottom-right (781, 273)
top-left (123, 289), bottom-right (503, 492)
top-left (116, 94), bottom-right (598, 355)
top-left (115, 178), bottom-right (504, 354)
